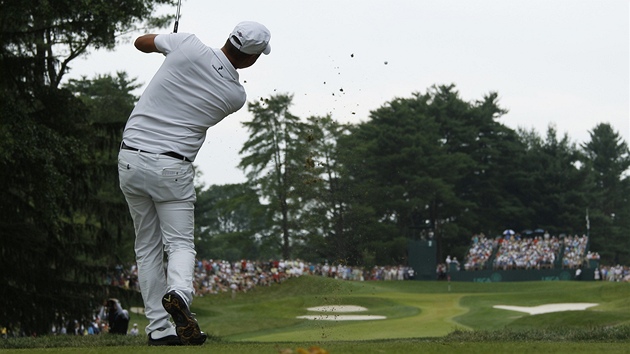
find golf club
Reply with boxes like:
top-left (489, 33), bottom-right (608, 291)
top-left (173, 0), bottom-right (182, 33)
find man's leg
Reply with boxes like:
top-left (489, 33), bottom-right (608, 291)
top-left (155, 199), bottom-right (196, 304)
top-left (149, 160), bottom-right (206, 345)
top-left (147, 158), bottom-right (197, 304)
top-left (123, 186), bottom-right (173, 334)
top-left (118, 150), bottom-right (173, 335)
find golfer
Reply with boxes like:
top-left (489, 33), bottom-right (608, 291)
top-left (118, 21), bottom-right (271, 346)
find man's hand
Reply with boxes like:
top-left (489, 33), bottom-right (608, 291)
top-left (135, 34), bottom-right (160, 53)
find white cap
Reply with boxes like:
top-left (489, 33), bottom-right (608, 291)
top-left (229, 21), bottom-right (271, 55)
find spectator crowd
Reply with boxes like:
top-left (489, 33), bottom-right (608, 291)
top-left (454, 231), bottom-right (629, 282)
top-left (100, 231), bottom-right (628, 302)
top-left (98, 233), bottom-right (627, 302)
top-left (595, 264), bottom-right (629, 282)
top-left (192, 259), bottom-right (417, 296)
top-left (459, 232), bottom-right (594, 271)
top-left (99, 258), bottom-right (419, 303)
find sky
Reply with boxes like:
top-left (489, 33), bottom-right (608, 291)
top-left (66, 0), bottom-right (629, 187)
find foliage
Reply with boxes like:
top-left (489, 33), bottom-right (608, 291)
top-left (514, 126), bottom-right (589, 234)
top-left (337, 85), bottom-right (514, 263)
top-left (0, 0), bottom-right (169, 335)
top-left (294, 115), bottom-right (353, 264)
top-left (581, 123), bottom-right (630, 263)
top-left (239, 94), bottom-right (312, 259)
top-left (0, 83), bottom-right (140, 336)
top-left (0, 87), bottom-right (100, 335)
top-left (62, 73), bottom-right (141, 262)
top-left (2, 0), bottom-right (629, 330)
top-left (195, 183), bottom-right (270, 261)
top-left (0, 0), bottom-right (175, 89)
top-left (195, 86), bottom-right (630, 267)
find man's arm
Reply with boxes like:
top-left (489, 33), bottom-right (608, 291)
top-left (134, 34), bottom-right (160, 53)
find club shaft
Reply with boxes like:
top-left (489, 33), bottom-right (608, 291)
top-left (173, 0), bottom-right (182, 33)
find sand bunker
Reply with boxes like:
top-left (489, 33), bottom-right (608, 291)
top-left (493, 303), bottom-right (598, 315)
top-left (297, 305), bottom-right (386, 321)
top-left (306, 305), bottom-right (368, 312)
top-left (298, 303), bottom-right (599, 321)
top-left (297, 314), bottom-right (387, 321)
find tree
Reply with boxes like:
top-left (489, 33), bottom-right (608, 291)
top-left (0, 87), bottom-right (98, 336)
top-left (295, 115), bottom-right (353, 263)
top-left (64, 72), bottom-right (140, 123)
top-left (239, 94), bottom-right (311, 259)
top-left (1, 0), bottom-right (174, 90)
top-left (338, 86), bottom-right (478, 264)
top-left (0, 0), bottom-right (172, 335)
top-left (63, 73), bottom-right (141, 262)
top-left (581, 123), bottom-right (630, 264)
top-left (194, 183), bottom-right (269, 261)
top-left (515, 126), bottom-right (589, 235)
top-left (428, 86), bottom-right (529, 236)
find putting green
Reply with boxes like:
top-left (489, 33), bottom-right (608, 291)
top-left (229, 292), bottom-right (471, 341)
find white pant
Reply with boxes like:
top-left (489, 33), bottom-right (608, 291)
top-left (118, 149), bottom-right (196, 334)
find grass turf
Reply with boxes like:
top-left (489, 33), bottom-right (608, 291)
top-left (2, 276), bottom-right (629, 353)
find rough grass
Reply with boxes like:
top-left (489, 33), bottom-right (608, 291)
top-left (2, 332), bottom-right (630, 354)
top-left (2, 276), bottom-right (630, 353)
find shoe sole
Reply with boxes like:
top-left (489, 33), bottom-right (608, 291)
top-left (148, 334), bottom-right (181, 346)
top-left (162, 292), bottom-right (207, 345)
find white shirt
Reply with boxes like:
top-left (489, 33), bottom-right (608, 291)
top-left (123, 33), bottom-right (246, 161)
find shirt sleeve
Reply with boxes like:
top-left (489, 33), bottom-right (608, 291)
top-left (154, 33), bottom-right (194, 54)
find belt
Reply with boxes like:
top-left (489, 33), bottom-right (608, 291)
top-left (121, 142), bottom-right (191, 162)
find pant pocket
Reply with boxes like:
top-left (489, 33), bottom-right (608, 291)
top-left (154, 165), bottom-right (195, 202)
top-left (118, 156), bottom-right (138, 193)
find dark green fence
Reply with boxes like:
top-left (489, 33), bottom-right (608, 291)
top-left (408, 239), bottom-right (437, 280)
